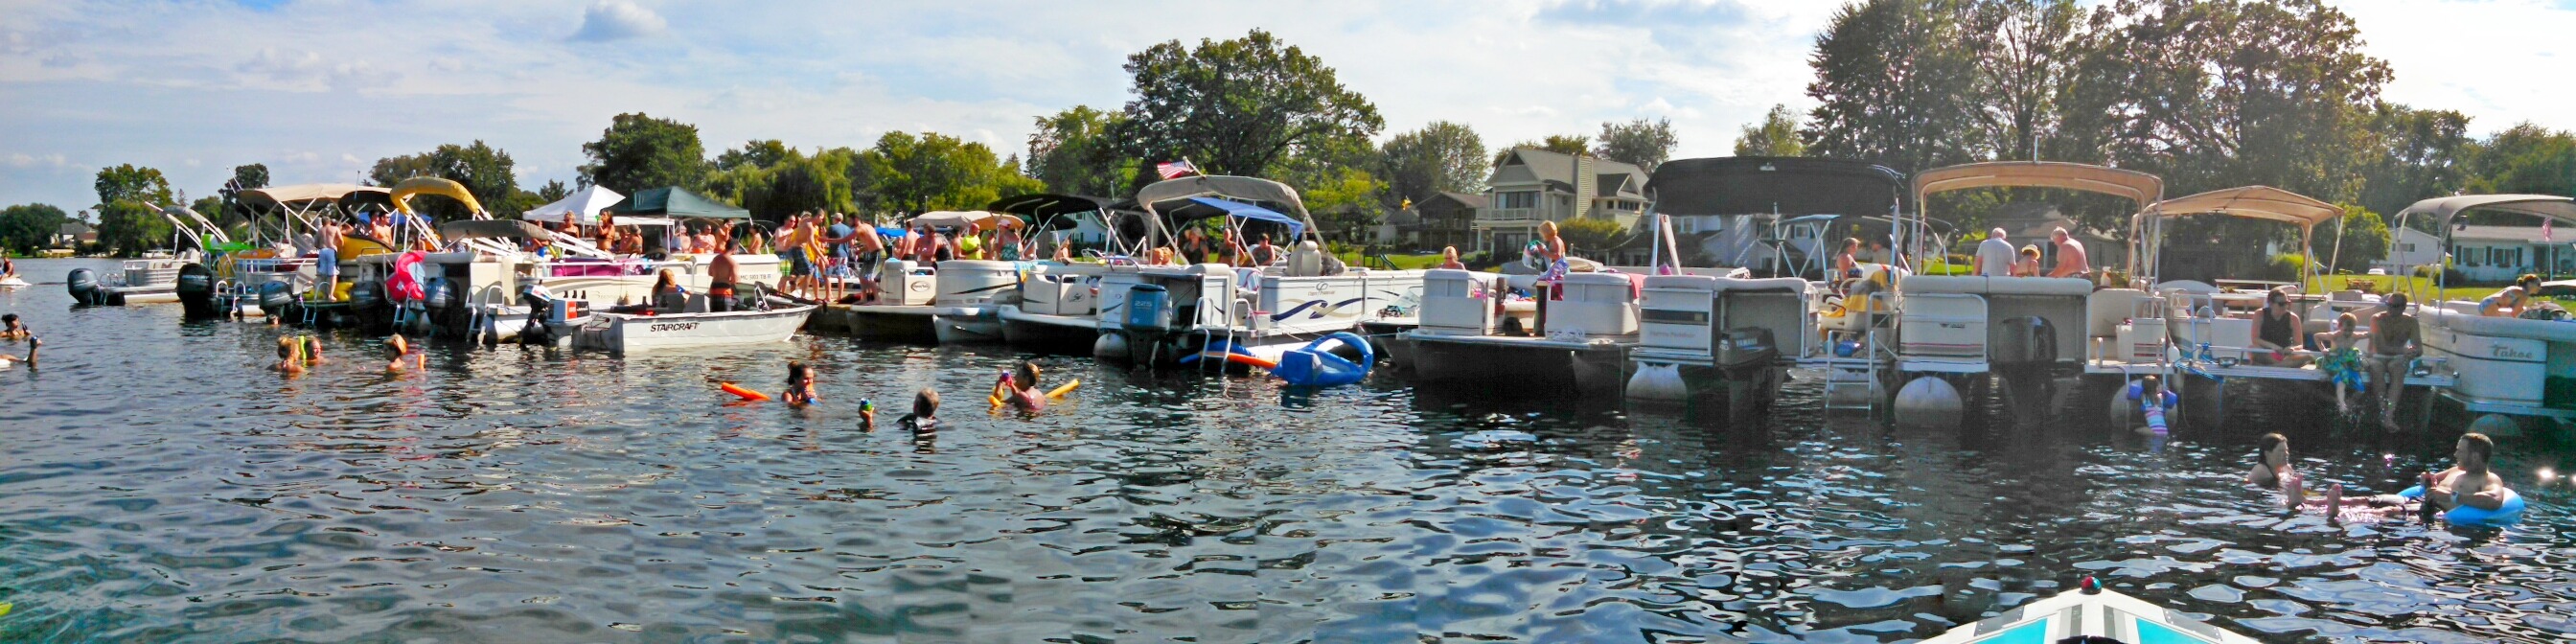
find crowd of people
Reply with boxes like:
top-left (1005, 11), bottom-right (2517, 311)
top-left (1967, 226), bottom-right (2090, 279)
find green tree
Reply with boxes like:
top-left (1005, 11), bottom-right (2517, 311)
top-left (1734, 104), bottom-right (1808, 157)
top-left (0, 203), bottom-right (69, 255)
top-left (535, 179), bottom-right (572, 203)
top-left (1555, 217), bottom-right (1630, 258)
top-left (857, 131), bottom-right (1043, 216)
top-left (2466, 123), bottom-right (2576, 198)
top-left (579, 112), bottom-right (710, 194)
top-left (1595, 117), bottom-right (1679, 172)
top-left (370, 140), bottom-right (524, 218)
top-left (711, 148), bottom-right (859, 221)
top-left (218, 163), bottom-right (270, 224)
top-left (1497, 135), bottom-right (1593, 166)
top-left (92, 164), bottom-right (175, 256)
top-left (1804, 0), bottom-right (1982, 173)
top-left (714, 139), bottom-right (794, 172)
top-left (367, 153), bottom-right (437, 187)
top-left (2309, 204), bottom-right (2389, 274)
top-left (1965, 0), bottom-right (2083, 162)
top-left (1379, 121), bottom-right (1488, 207)
top-left (1026, 105), bottom-right (1133, 196)
top-left (1110, 30), bottom-right (1384, 182)
top-left (2357, 104), bottom-right (2473, 218)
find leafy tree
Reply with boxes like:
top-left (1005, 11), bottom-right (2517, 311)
top-left (218, 163), bottom-right (270, 224)
top-left (1734, 104), bottom-right (1808, 157)
top-left (1496, 135), bottom-right (1593, 166)
top-left (1804, 0), bottom-right (1982, 173)
top-left (2308, 204), bottom-right (2389, 274)
top-left (2466, 123), bottom-right (2576, 198)
top-left (1026, 105), bottom-right (1133, 196)
top-left (579, 113), bottom-right (710, 194)
top-left (1554, 217), bottom-right (1630, 258)
top-left (93, 164), bottom-right (175, 256)
top-left (535, 179), bottom-right (571, 202)
top-left (714, 139), bottom-right (794, 172)
top-left (1965, 0), bottom-right (2083, 162)
top-left (1110, 30), bottom-right (1384, 182)
top-left (368, 153), bottom-right (438, 187)
top-left (1595, 117), bottom-right (1678, 172)
top-left (1379, 121), bottom-right (1488, 207)
top-left (2357, 104), bottom-right (2473, 219)
top-left (370, 140), bottom-right (524, 218)
top-left (0, 203), bottom-right (68, 255)
top-left (857, 131), bottom-right (1043, 216)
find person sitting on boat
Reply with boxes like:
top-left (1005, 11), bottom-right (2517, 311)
top-left (1250, 234), bottom-right (1280, 267)
top-left (2365, 293), bottom-right (2421, 428)
top-left (1, 313), bottom-right (28, 340)
top-left (1971, 228), bottom-right (2014, 277)
top-left (1, 257), bottom-right (16, 280)
top-left (1052, 234), bottom-right (1074, 264)
top-left (1834, 238), bottom-right (1862, 281)
top-left (385, 334), bottom-right (424, 372)
top-left (271, 336), bottom-right (303, 375)
top-left (1438, 246), bottom-right (1466, 270)
top-left (2316, 312), bottom-right (2369, 414)
top-left (993, 361), bottom-right (1047, 412)
top-left (783, 361), bottom-right (818, 407)
top-left (707, 230), bottom-right (740, 313)
top-left (2048, 227), bottom-right (2089, 279)
top-left (2478, 286), bottom-right (2529, 318)
top-left (2010, 245), bottom-right (2042, 277)
top-left (2252, 288), bottom-right (2311, 366)
top-left (2127, 375), bottom-right (2177, 436)
top-left (648, 268), bottom-right (687, 312)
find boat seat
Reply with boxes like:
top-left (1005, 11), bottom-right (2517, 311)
top-left (684, 294), bottom-right (710, 313)
top-left (1712, 276), bottom-right (1808, 294)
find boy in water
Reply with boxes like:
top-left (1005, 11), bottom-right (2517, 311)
top-left (993, 361), bottom-right (1047, 412)
top-left (858, 399), bottom-right (877, 431)
top-left (272, 336), bottom-right (304, 375)
top-left (385, 334), bottom-right (424, 372)
top-left (900, 387), bottom-right (939, 433)
top-left (303, 335), bottom-right (327, 365)
top-left (783, 361), bottom-right (818, 406)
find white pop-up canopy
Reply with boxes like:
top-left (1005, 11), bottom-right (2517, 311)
top-left (522, 185), bottom-right (625, 225)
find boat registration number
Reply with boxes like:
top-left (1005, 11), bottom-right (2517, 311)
top-left (649, 322), bottom-right (700, 333)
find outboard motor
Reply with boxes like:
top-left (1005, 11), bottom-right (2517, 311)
top-left (66, 268), bottom-right (101, 306)
top-left (517, 284), bottom-right (557, 346)
top-left (1117, 284), bottom-right (1170, 364)
top-left (177, 263), bottom-right (219, 319)
top-left (257, 282), bottom-right (296, 319)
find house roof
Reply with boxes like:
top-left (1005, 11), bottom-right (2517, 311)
top-left (58, 221), bottom-right (94, 235)
top-left (1493, 148), bottom-right (1648, 199)
top-left (2454, 225), bottom-right (2559, 243)
top-left (1424, 192), bottom-right (1488, 209)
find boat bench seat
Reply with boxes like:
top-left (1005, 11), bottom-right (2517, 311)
top-left (2431, 308), bottom-right (2576, 342)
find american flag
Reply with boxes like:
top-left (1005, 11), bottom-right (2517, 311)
top-left (2546, 218), bottom-right (2554, 242)
top-left (1155, 160), bottom-right (1198, 180)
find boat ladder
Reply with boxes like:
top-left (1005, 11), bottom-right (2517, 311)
top-left (1820, 327), bottom-right (1885, 410)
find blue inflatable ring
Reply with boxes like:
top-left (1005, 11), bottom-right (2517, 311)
top-left (2399, 484), bottom-right (2526, 527)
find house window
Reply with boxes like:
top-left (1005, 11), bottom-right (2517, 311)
top-left (1677, 218), bottom-right (1696, 234)
top-left (1495, 192), bottom-right (1537, 210)
top-left (2400, 242), bottom-right (2414, 253)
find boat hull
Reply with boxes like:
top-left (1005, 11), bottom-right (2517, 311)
top-left (574, 305), bottom-right (815, 353)
top-left (1000, 307), bottom-right (1101, 354)
top-left (932, 308), bottom-right (1003, 344)
top-left (1407, 333), bottom-right (1629, 397)
top-left (845, 305), bottom-right (940, 343)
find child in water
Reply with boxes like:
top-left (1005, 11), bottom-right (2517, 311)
top-left (1, 313), bottom-right (29, 340)
top-left (783, 361), bottom-right (818, 406)
top-left (2128, 375), bottom-right (2177, 435)
top-left (858, 399), bottom-right (877, 431)
top-left (303, 335), bottom-right (326, 365)
top-left (272, 336), bottom-right (304, 375)
top-left (992, 361), bottom-right (1046, 411)
top-left (385, 334), bottom-right (424, 372)
top-left (900, 387), bottom-right (939, 432)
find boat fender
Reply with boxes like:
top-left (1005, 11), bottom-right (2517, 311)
top-left (2399, 485), bottom-right (2525, 527)
top-left (720, 381), bottom-right (771, 402)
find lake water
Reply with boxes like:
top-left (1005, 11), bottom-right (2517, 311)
top-left (2, 257), bottom-right (2572, 643)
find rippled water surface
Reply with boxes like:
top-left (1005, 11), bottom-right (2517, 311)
top-left (5, 257), bottom-right (2576, 642)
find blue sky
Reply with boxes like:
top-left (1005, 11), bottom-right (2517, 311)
top-left (1, 0), bottom-right (2569, 213)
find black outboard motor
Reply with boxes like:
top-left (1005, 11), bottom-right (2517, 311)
top-left (66, 268), bottom-right (101, 306)
top-left (517, 284), bottom-right (557, 346)
top-left (177, 263), bottom-right (219, 319)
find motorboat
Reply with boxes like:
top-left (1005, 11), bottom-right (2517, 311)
top-left (1093, 174), bottom-right (1425, 367)
top-left (67, 258), bottom-right (186, 305)
top-left (1622, 156), bottom-right (1905, 407)
top-left (2394, 195), bottom-right (2576, 426)
top-left (573, 299), bottom-right (816, 353)
top-left (1919, 581), bottom-right (2258, 644)
top-left (1888, 162), bottom-right (2162, 419)
top-left (839, 210), bottom-right (1019, 344)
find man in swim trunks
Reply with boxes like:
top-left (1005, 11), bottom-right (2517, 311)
top-left (316, 217), bottom-right (342, 301)
top-left (2048, 226), bottom-right (2088, 279)
top-left (2424, 432), bottom-right (2511, 514)
top-left (708, 229), bottom-right (740, 313)
top-left (2366, 293), bottom-right (2421, 429)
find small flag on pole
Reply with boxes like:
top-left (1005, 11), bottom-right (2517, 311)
top-left (1156, 160), bottom-right (1199, 180)
top-left (2545, 218), bottom-right (2554, 242)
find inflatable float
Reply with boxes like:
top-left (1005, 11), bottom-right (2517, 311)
top-left (1269, 333), bottom-right (1373, 387)
top-left (991, 377), bottom-right (1080, 408)
top-left (720, 382), bottom-right (771, 402)
top-left (2399, 484), bottom-right (2526, 527)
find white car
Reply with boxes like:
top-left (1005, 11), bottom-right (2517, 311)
top-left (2366, 267), bottom-right (2386, 276)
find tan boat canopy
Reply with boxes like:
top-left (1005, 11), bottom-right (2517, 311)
top-left (391, 177), bottom-right (486, 217)
top-left (2143, 186), bottom-right (2339, 229)
top-left (1913, 161), bottom-right (2164, 206)
top-left (241, 183), bottom-right (387, 209)
top-left (907, 210), bottom-right (1003, 230)
top-left (2396, 194), bottom-right (2576, 225)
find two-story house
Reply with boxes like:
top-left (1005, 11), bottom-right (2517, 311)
top-left (1410, 192), bottom-right (1483, 252)
top-left (1474, 149), bottom-right (1649, 255)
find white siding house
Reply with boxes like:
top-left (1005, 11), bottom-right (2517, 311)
top-left (2380, 227), bottom-right (2443, 273)
top-left (1473, 149), bottom-right (1649, 256)
top-left (2446, 224), bottom-right (2576, 282)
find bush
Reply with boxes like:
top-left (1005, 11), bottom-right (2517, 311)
top-left (2413, 264), bottom-right (2437, 279)
top-left (2264, 253), bottom-right (2307, 282)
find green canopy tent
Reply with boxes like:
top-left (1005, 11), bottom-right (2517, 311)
top-left (605, 187), bottom-right (751, 219)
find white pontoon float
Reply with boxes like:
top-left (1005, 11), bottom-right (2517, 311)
top-left (2394, 195), bottom-right (2576, 426)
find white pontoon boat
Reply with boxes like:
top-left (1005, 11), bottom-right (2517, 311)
top-left (2394, 195), bottom-right (2576, 426)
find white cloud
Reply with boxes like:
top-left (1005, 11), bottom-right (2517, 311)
top-left (2340, 0), bottom-right (2576, 134)
top-left (7, 153), bottom-right (33, 168)
top-left (570, 0), bottom-right (667, 42)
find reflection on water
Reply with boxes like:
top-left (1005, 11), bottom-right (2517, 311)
top-left (2, 258), bottom-right (2573, 642)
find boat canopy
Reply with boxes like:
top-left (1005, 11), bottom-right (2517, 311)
top-left (2396, 194), bottom-right (2576, 226)
top-left (608, 187), bottom-right (750, 219)
top-left (907, 210), bottom-right (1003, 231)
top-left (1186, 197), bottom-right (1305, 239)
top-left (241, 184), bottom-right (386, 210)
top-left (1913, 161), bottom-right (2163, 206)
top-left (1646, 156), bottom-right (1905, 216)
top-left (988, 194), bottom-right (1111, 218)
top-left (523, 184), bottom-right (625, 225)
top-left (2143, 186), bottom-right (2339, 228)
top-left (391, 177), bottom-right (487, 218)
top-left (439, 218), bottom-right (549, 241)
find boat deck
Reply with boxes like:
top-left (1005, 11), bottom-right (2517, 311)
top-left (2082, 357), bottom-right (2457, 387)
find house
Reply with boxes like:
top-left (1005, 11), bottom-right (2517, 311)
top-left (56, 221), bottom-right (95, 248)
top-left (1407, 192), bottom-right (1483, 252)
top-left (1473, 149), bottom-right (1649, 255)
top-left (2446, 224), bottom-right (2576, 283)
top-left (1373, 208), bottom-right (1417, 247)
top-left (2381, 227), bottom-right (2443, 272)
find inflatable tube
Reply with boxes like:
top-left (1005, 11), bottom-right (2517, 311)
top-left (1046, 379), bottom-right (1080, 399)
top-left (720, 382), bottom-right (771, 402)
top-left (1271, 332), bottom-right (1373, 387)
top-left (2399, 485), bottom-right (2526, 527)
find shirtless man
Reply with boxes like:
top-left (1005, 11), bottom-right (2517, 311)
top-left (847, 221), bottom-right (886, 304)
top-left (2421, 432), bottom-right (2512, 515)
top-left (316, 217), bottom-right (343, 301)
top-left (2048, 227), bottom-right (2088, 279)
top-left (708, 229), bottom-right (741, 312)
top-left (2366, 293), bottom-right (2422, 428)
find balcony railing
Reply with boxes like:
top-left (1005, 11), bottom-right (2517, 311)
top-left (1482, 207), bottom-right (1539, 221)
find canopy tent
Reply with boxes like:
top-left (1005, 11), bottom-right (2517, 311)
top-left (606, 187), bottom-right (750, 219)
top-left (989, 194), bottom-right (1115, 231)
top-left (391, 177), bottom-right (487, 217)
top-left (1186, 196), bottom-right (1305, 239)
top-left (1914, 161), bottom-right (2164, 206)
top-left (2142, 186), bottom-right (2338, 228)
top-left (522, 185), bottom-right (625, 225)
top-left (1646, 156), bottom-right (1906, 216)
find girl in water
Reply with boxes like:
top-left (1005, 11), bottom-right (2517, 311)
top-left (992, 361), bottom-right (1046, 412)
top-left (783, 361), bottom-right (818, 406)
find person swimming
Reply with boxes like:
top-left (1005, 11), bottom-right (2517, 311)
top-left (0, 336), bottom-right (36, 368)
top-left (900, 387), bottom-right (938, 433)
top-left (271, 336), bottom-right (304, 375)
top-left (783, 361), bottom-right (818, 406)
top-left (2128, 375), bottom-right (2176, 435)
top-left (303, 335), bottom-right (326, 365)
top-left (385, 334), bottom-right (423, 372)
top-left (1, 313), bottom-right (28, 340)
top-left (993, 361), bottom-right (1046, 411)
top-left (858, 399), bottom-right (877, 431)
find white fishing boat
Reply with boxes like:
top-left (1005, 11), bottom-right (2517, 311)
top-left (1093, 174), bottom-right (1425, 367)
top-left (1920, 582), bottom-right (2259, 644)
top-left (2393, 195), bottom-right (2576, 427)
top-left (573, 302), bottom-right (816, 353)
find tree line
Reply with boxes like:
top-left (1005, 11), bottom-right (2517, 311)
top-left (7, 1), bottom-right (2570, 262)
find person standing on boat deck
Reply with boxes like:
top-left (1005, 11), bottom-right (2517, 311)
top-left (2479, 286), bottom-right (2530, 318)
top-left (2011, 245), bottom-right (2042, 277)
top-left (316, 217), bottom-right (343, 301)
top-left (2365, 292), bottom-right (2422, 428)
top-left (2252, 288), bottom-right (2311, 366)
top-left (2049, 227), bottom-right (2089, 278)
top-left (822, 215), bottom-right (858, 304)
top-left (1971, 228), bottom-right (2015, 277)
top-left (708, 229), bottom-right (740, 313)
top-left (849, 220), bottom-right (886, 304)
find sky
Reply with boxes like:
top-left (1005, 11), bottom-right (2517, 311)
top-left (1, 0), bottom-right (2570, 214)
